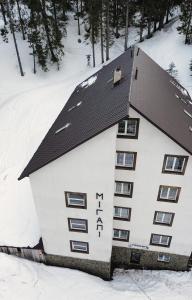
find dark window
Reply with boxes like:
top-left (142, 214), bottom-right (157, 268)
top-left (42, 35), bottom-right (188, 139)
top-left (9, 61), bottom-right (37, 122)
top-left (157, 185), bottom-right (181, 203)
top-left (115, 181), bottom-right (133, 197)
top-left (150, 234), bottom-right (172, 247)
top-left (68, 218), bottom-right (88, 233)
top-left (114, 206), bottom-right (131, 221)
top-left (162, 155), bottom-right (188, 175)
top-left (116, 151), bottom-right (137, 170)
top-left (70, 240), bottom-right (89, 254)
top-left (130, 252), bottom-right (141, 264)
top-left (65, 192), bottom-right (87, 209)
top-left (153, 211), bottom-right (174, 226)
top-left (117, 118), bottom-right (140, 139)
top-left (157, 253), bottom-right (170, 263)
top-left (113, 229), bottom-right (129, 241)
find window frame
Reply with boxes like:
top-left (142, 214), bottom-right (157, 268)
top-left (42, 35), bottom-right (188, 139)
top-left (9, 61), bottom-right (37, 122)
top-left (114, 181), bottom-right (134, 198)
top-left (113, 228), bottom-right (130, 242)
top-left (153, 211), bottom-right (175, 227)
top-left (70, 240), bottom-right (89, 254)
top-left (157, 253), bottom-right (171, 263)
top-left (150, 234), bottom-right (172, 248)
top-left (113, 206), bottom-right (131, 221)
top-left (115, 151), bottom-right (137, 170)
top-left (117, 118), bottom-right (140, 139)
top-left (157, 185), bottom-right (181, 203)
top-left (68, 218), bottom-right (88, 233)
top-left (162, 155), bottom-right (189, 175)
top-left (65, 191), bottom-right (87, 209)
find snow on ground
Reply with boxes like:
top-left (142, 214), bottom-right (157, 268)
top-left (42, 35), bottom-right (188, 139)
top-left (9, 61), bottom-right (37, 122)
top-left (0, 13), bottom-right (191, 249)
top-left (0, 253), bottom-right (192, 300)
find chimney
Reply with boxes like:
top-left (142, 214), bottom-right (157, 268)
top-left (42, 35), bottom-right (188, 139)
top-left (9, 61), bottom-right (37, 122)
top-left (113, 66), bottom-right (122, 86)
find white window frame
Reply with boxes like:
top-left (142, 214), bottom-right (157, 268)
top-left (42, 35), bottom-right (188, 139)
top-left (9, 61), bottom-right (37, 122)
top-left (68, 218), bottom-right (87, 232)
top-left (113, 229), bottom-right (129, 241)
top-left (114, 206), bottom-right (131, 220)
top-left (154, 212), bottom-right (174, 225)
top-left (115, 181), bottom-right (133, 197)
top-left (66, 192), bottom-right (86, 208)
top-left (118, 119), bottom-right (139, 137)
top-left (70, 241), bottom-right (89, 253)
top-left (116, 152), bottom-right (136, 169)
top-left (157, 253), bottom-right (170, 263)
top-left (164, 155), bottom-right (187, 173)
top-left (151, 234), bottom-right (171, 246)
top-left (159, 186), bottom-right (179, 201)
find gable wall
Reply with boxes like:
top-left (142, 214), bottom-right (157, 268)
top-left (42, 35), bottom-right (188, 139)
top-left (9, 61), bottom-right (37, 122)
top-left (30, 125), bottom-right (117, 263)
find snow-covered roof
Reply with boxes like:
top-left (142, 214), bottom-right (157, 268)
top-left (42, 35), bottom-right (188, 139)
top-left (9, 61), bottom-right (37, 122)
top-left (19, 47), bottom-right (192, 180)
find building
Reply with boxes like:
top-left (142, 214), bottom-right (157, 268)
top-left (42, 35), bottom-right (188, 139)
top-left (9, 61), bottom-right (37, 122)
top-left (19, 47), bottom-right (192, 280)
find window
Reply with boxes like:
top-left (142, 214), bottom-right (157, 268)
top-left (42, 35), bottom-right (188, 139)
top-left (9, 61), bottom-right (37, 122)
top-left (158, 185), bottom-right (181, 203)
top-left (70, 240), bottom-right (89, 254)
top-left (162, 155), bottom-right (188, 175)
top-left (117, 118), bottom-right (139, 138)
top-left (68, 218), bottom-right (88, 232)
top-left (150, 234), bottom-right (172, 247)
top-left (157, 253), bottom-right (170, 263)
top-left (153, 211), bottom-right (174, 226)
top-left (65, 192), bottom-right (87, 209)
top-left (115, 181), bottom-right (133, 197)
top-left (114, 206), bottom-right (131, 221)
top-left (116, 152), bottom-right (137, 170)
top-left (113, 229), bottom-right (129, 241)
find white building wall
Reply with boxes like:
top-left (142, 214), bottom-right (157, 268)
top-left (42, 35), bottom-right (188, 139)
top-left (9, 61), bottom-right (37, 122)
top-left (113, 107), bottom-right (192, 257)
top-left (30, 126), bottom-right (117, 263)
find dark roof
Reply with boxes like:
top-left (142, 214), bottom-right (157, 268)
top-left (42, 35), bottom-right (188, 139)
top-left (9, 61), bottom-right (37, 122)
top-left (19, 47), bottom-right (192, 180)
top-left (19, 48), bottom-right (134, 179)
top-left (130, 48), bottom-right (192, 155)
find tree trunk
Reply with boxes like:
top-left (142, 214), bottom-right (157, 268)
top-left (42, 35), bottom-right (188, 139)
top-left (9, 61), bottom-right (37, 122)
top-left (100, 0), bottom-right (104, 63)
top-left (32, 45), bottom-right (36, 74)
top-left (91, 25), bottom-right (95, 67)
top-left (115, 0), bottom-right (119, 38)
top-left (52, 0), bottom-right (58, 28)
top-left (76, 0), bottom-right (80, 35)
top-left (124, 0), bottom-right (129, 51)
top-left (6, 0), bottom-right (24, 76)
top-left (105, 0), bottom-right (110, 61)
top-left (0, 3), bottom-right (7, 25)
top-left (185, 6), bottom-right (192, 44)
top-left (40, 0), bottom-right (57, 62)
top-left (16, 0), bottom-right (25, 40)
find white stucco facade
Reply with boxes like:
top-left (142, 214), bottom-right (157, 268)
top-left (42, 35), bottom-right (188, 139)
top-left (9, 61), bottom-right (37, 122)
top-left (29, 106), bottom-right (192, 270)
top-left (30, 125), bottom-right (117, 263)
top-left (113, 108), bottom-right (192, 257)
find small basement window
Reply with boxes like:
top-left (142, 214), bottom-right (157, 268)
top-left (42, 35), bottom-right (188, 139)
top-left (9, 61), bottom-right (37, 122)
top-left (55, 123), bottom-right (71, 134)
top-left (157, 253), bottom-right (170, 263)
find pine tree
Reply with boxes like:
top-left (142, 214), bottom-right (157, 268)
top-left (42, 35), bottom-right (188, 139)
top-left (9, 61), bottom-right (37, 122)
top-left (167, 62), bottom-right (178, 78)
top-left (178, 0), bottom-right (192, 44)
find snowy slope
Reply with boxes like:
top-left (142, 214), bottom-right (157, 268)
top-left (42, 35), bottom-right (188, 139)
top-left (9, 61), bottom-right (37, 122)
top-left (0, 13), bottom-right (192, 248)
top-left (0, 253), bottom-right (192, 300)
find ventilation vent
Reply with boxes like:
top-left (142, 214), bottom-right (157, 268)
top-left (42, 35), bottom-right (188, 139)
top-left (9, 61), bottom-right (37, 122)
top-left (135, 68), bottom-right (138, 80)
top-left (55, 123), bottom-right (71, 134)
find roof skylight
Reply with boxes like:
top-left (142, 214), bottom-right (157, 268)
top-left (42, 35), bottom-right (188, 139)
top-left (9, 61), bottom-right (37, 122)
top-left (55, 123), bottom-right (71, 134)
top-left (184, 109), bottom-right (192, 119)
